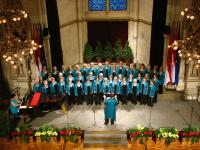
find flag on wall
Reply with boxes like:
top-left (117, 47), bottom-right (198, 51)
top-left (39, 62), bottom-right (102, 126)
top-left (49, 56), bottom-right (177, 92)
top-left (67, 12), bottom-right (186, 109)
top-left (164, 22), bottom-right (180, 86)
top-left (175, 23), bottom-right (181, 84)
top-left (31, 24), bottom-right (46, 78)
top-left (164, 33), bottom-right (173, 85)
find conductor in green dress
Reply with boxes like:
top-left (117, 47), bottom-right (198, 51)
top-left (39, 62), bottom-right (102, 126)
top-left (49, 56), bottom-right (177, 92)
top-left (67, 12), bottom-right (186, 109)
top-left (104, 93), bottom-right (118, 125)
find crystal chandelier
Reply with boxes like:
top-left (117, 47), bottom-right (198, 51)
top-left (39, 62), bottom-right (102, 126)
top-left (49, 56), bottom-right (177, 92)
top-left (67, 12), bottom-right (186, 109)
top-left (172, 0), bottom-right (200, 67)
top-left (0, 39), bottom-right (40, 69)
top-left (0, 9), bottom-right (27, 24)
top-left (0, 0), bottom-right (40, 69)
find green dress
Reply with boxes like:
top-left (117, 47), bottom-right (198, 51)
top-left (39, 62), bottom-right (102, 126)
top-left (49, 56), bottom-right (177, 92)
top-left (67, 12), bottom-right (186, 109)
top-left (104, 97), bottom-right (118, 121)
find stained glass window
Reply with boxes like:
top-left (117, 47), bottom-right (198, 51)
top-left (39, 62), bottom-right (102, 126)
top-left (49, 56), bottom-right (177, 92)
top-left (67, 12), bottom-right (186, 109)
top-left (109, 0), bottom-right (127, 11)
top-left (88, 0), bottom-right (106, 11)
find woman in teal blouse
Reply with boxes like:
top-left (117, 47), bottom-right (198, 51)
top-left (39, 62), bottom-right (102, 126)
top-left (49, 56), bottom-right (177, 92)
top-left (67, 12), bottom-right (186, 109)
top-left (10, 94), bottom-right (20, 116)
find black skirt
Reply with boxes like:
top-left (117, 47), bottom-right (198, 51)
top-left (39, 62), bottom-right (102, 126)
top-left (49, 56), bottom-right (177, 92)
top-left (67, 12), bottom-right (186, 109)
top-left (148, 97), bottom-right (154, 107)
top-left (85, 94), bottom-right (93, 105)
top-left (159, 85), bottom-right (163, 94)
top-left (140, 94), bottom-right (148, 104)
top-left (131, 87), bottom-right (137, 104)
top-left (94, 93), bottom-right (101, 105)
top-left (122, 95), bottom-right (127, 105)
top-left (154, 91), bottom-right (158, 103)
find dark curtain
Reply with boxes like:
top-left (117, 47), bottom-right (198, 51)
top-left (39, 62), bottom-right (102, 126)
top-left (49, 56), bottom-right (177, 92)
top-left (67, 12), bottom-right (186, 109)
top-left (45, 0), bottom-right (63, 69)
top-left (0, 61), bottom-right (10, 98)
top-left (88, 21), bottom-right (128, 48)
top-left (150, 0), bottom-right (168, 67)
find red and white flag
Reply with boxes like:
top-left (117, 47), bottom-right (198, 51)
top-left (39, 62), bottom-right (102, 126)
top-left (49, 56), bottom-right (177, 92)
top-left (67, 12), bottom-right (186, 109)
top-left (164, 32), bottom-right (177, 85)
top-left (31, 24), bottom-right (42, 78)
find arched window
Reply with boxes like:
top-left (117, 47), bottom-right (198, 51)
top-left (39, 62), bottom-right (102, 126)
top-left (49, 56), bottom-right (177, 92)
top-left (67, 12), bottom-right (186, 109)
top-left (88, 0), bottom-right (106, 11)
top-left (109, 0), bottom-right (127, 11)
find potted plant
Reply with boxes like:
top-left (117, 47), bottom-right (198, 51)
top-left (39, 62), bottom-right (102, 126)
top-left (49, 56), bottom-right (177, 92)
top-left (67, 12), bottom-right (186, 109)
top-left (179, 127), bottom-right (200, 144)
top-left (128, 125), bottom-right (153, 145)
top-left (83, 43), bottom-right (94, 63)
top-left (113, 39), bottom-right (123, 63)
top-left (154, 127), bottom-right (179, 146)
top-left (34, 125), bottom-right (58, 142)
top-left (59, 126), bottom-right (83, 144)
top-left (95, 42), bottom-right (104, 63)
top-left (104, 42), bottom-right (113, 63)
top-left (11, 124), bottom-right (33, 143)
top-left (123, 41), bottom-right (134, 65)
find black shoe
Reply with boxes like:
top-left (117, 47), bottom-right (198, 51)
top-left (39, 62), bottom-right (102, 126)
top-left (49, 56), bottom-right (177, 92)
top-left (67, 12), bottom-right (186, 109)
top-left (104, 119), bottom-right (109, 125)
top-left (111, 120), bottom-right (114, 125)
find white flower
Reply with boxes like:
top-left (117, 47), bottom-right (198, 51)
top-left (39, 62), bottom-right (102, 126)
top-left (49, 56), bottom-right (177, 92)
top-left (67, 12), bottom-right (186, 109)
top-left (169, 133), bottom-right (172, 137)
top-left (52, 132), bottom-right (58, 136)
top-left (35, 132), bottom-right (41, 136)
top-left (41, 131), bottom-right (46, 135)
top-left (137, 124), bottom-right (144, 130)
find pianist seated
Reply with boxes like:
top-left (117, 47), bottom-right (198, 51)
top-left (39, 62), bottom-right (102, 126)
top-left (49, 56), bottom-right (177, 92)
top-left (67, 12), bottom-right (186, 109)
top-left (9, 94), bottom-right (21, 117)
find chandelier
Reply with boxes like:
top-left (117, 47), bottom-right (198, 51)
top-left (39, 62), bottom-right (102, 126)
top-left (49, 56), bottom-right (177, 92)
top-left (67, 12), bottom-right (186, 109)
top-left (0, 39), bottom-right (40, 69)
top-left (0, 9), bottom-right (27, 24)
top-left (0, 0), bottom-right (40, 69)
top-left (172, 0), bottom-right (200, 67)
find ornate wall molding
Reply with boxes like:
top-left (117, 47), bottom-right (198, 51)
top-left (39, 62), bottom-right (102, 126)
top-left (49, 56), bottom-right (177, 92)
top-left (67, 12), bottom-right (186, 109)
top-left (59, 18), bottom-right (151, 29)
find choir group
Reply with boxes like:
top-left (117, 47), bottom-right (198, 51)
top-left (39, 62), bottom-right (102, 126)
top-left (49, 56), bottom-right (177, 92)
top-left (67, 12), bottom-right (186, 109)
top-left (33, 62), bottom-right (165, 107)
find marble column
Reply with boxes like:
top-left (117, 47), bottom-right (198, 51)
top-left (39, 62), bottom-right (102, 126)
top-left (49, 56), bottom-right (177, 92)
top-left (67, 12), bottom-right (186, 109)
top-left (128, 0), bottom-right (139, 63)
top-left (184, 60), bottom-right (200, 100)
top-left (38, 0), bottom-right (52, 70)
top-left (176, 58), bottom-right (185, 91)
top-left (163, 34), bottom-right (169, 67)
top-left (128, 21), bottom-right (138, 63)
top-left (43, 36), bottom-right (52, 70)
top-left (77, 0), bottom-right (87, 64)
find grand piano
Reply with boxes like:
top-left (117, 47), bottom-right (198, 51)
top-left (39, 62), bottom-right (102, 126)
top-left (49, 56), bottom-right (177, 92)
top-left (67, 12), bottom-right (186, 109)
top-left (19, 92), bottom-right (42, 120)
top-left (19, 92), bottom-right (66, 116)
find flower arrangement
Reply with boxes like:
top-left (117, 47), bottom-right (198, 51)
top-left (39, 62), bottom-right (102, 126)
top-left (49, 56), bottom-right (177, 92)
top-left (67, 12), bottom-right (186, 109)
top-left (179, 127), bottom-right (200, 144)
top-left (59, 126), bottom-right (83, 143)
top-left (11, 124), bottom-right (33, 143)
top-left (34, 125), bottom-right (58, 142)
top-left (128, 125), bottom-right (153, 144)
top-left (154, 127), bottom-right (179, 145)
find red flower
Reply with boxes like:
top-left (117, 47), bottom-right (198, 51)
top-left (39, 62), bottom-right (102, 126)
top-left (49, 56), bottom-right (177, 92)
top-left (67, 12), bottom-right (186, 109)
top-left (22, 131), bottom-right (27, 135)
top-left (78, 130), bottom-right (82, 135)
top-left (144, 132), bottom-right (147, 135)
top-left (17, 132), bottom-right (21, 135)
top-left (194, 132), bottom-right (199, 136)
top-left (71, 129), bottom-right (76, 135)
top-left (189, 132), bottom-right (193, 137)
top-left (11, 132), bottom-right (16, 137)
top-left (181, 132), bottom-right (186, 137)
top-left (59, 130), bottom-right (65, 136)
top-left (65, 130), bottom-right (69, 135)
top-left (28, 131), bottom-right (32, 135)
top-left (149, 131), bottom-right (153, 135)
top-left (130, 133), bottom-right (135, 137)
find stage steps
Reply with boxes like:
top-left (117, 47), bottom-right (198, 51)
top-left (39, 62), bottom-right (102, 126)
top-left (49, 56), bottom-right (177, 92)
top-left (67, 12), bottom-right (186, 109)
top-left (158, 90), bottom-right (184, 101)
top-left (84, 130), bottom-right (128, 148)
